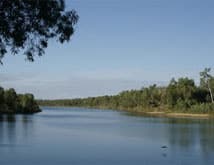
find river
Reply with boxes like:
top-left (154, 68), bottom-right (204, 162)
top-left (0, 107), bottom-right (214, 165)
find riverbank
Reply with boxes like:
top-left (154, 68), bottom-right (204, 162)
top-left (98, 106), bottom-right (214, 119)
top-left (111, 107), bottom-right (213, 119)
top-left (39, 105), bottom-right (213, 119)
top-left (129, 111), bottom-right (211, 119)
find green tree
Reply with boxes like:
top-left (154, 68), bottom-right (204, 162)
top-left (4, 88), bottom-right (18, 112)
top-left (200, 68), bottom-right (214, 103)
top-left (0, 87), bottom-right (6, 111)
top-left (19, 94), bottom-right (40, 113)
top-left (0, 86), bottom-right (4, 104)
top-left (177, 77), bottom-right (196, 101)
top-left (166, 78), bottom-right (196, 108)
top-left (0, 0), bottom-right (78, 63)
top-left (0, 86), bottom-right (40, 114)
top-left (166, 78), bottom-right (179, 107)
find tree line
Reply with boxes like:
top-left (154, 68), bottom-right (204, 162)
top-left (0, 87), bottom-right (41, 114)
top-left (38, 68), bottom-right (214, 114)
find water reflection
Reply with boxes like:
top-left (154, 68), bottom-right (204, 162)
top-left (124, 112), bottom-right (214, 157)
top-left (165, 118), bottom-right (214, 153)
top-left (0, 108), bottom-right (214, 165)
top-left (0, 115), bottom-right (34, 147)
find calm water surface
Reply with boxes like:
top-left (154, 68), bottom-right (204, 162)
top-left (0, 107), bottom-right (214, 165)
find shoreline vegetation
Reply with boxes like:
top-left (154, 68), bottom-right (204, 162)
top-left (0, 87), bottom-right (41, 114)
top-left (38, 69), bottom-right (214, 119)
top-left (39, 105), bottom-right (212, 119)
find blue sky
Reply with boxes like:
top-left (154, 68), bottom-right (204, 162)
top-left (0, 0), bottom-right (214, 99)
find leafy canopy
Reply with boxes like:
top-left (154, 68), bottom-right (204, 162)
top-left (0, 0), bottom-right (78, 63)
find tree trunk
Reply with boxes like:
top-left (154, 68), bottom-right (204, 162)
top-left (208, 81), bottom-right (214, 103)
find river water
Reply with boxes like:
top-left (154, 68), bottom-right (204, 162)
top-left (0, 107), bottom-right (214, 165)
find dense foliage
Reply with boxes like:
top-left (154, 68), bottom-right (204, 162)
top-left (38, 69), bottom-right (214, 114)
top-left (0, 87), bottom-right (41, 114)
top-left (0, 0), bottom-right (78, 63)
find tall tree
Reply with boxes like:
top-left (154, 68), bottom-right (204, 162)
top-left (200, 68), bottom-right (214, 103)
top-left (0, 0), bottom-right (78, 63)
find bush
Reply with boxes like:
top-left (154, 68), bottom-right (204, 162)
top-left (190, 103), bottom-right (214, 114)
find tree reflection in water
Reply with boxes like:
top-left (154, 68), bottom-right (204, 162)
top-left (165, 118), bottom-right (214, 160)
top-left (124, 112), bottom-right (214, 160)
top-left (0, 115), bottom-right (34, 148)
